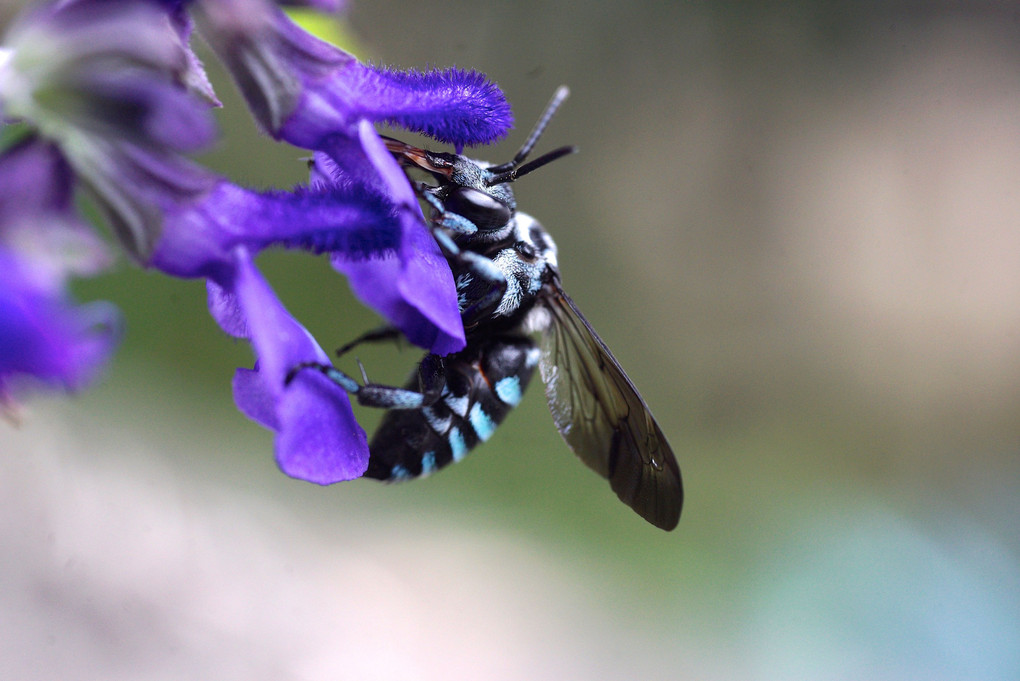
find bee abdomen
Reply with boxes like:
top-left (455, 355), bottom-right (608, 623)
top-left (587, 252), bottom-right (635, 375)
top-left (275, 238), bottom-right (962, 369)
top-left (365, 337), bottom-right (540, 481)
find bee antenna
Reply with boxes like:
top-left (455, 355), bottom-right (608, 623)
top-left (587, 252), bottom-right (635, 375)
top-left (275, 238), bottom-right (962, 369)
top-left (487, 145), bottom-right (577, 185)
top-left (489, 85), bottom-right (570, 174)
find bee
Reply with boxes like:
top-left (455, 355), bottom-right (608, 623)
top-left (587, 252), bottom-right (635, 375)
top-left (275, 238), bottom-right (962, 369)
top-left (292, 87), bottom-right (683, 530)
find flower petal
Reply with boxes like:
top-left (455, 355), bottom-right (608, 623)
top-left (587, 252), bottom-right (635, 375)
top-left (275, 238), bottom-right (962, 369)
top-left (0, 137), bottom-right (120, 400)
top-left (0, 248), bottom-right (121, 396)
top-left (276, 370), bottom-right (368, 482)
top-left (353, 66), bottom-right (514, 147)
top-left (232, 366), bottom-right (277, 430)
top-left (332, 225), bottom-right (465, 356)
top-left (325, 121), bottom-right (465, 355)
top-left (282, 63), bottom-right (513, 150)
top-left (218, 246), bottom-right (369, 482)
top-left (151, 178), bottom-right (401, 279)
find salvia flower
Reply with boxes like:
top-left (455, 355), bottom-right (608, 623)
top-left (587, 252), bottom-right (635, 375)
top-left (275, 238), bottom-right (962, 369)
top-left (0, 136), bottom-right (121, 411)
top-left (184, 0), bottom-right (512, 356)
top-left (193, 0), bottom-right (513, 149)
top-left (0, 0), bottom-right (220, 259)
top-left (315, 122), bottom-right (467, 355)
top-left (1, 0), bottom-right (516, 484)
top-left (149, 1), bottom-right (513, 479)
top-left (148, 122), bottom-right (454, 479)
top-left (211, 246), bottom-right (369, 482)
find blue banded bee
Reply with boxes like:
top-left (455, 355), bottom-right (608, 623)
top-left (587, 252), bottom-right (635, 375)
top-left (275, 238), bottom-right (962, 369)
top-left (292, 87), bottom-right (683, 530)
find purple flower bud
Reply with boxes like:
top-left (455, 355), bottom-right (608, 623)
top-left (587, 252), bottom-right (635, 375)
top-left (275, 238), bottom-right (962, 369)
top-left (0, 0), bottom-right (220, 259)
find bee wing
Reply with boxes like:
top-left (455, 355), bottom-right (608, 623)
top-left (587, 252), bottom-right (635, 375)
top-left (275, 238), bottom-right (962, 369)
top-left (538, 283), bottom-right (683, 530)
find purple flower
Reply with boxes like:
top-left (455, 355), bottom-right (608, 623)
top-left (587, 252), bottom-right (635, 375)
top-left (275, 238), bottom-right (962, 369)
top-left (2, 0), bottom-right (516, 485)
top-left (184, 0), bottom-right (511, 356)
top-left (209, 246), bottom-right (368, 481)
top-left (146, 3), bottom-right (512, 483)
top-left (0, 137), bottom-right (120, 409)
top-left (0, 0), bottom-right (220, 259)
top-left (147, 121), bottom-right (462, 479)
top-left (194, 0), bottom-right (513, 149)
top-left (0, 250), bottom-right (119, 401)
top-left (316, 122), bottom-right (464, 355)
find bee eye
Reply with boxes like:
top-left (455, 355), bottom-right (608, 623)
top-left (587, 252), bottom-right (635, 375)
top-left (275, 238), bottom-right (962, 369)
top-left (444, 187), bottom-right (512, 230)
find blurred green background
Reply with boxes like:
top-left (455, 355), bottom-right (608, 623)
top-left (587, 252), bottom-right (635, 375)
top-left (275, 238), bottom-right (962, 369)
top-left (3, 2), bottom-right (1019, 679)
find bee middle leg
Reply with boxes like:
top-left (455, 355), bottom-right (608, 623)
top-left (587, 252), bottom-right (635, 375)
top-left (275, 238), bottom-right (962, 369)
top-left (334, 326), bottom-right (402, 357)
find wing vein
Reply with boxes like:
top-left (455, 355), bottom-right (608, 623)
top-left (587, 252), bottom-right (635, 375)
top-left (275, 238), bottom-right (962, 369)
top-left (538, 283), bottom-right (683, 530)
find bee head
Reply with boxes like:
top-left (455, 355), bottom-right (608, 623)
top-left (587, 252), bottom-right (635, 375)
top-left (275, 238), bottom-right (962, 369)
top-left (383, 86), bottom-right (575, 234)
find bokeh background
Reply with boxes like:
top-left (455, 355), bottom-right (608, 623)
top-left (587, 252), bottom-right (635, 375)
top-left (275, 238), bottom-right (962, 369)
top-left (3, 2), bottom-right (1020, 679)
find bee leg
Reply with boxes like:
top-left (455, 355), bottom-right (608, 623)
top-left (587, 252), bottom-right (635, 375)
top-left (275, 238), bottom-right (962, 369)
top-left (419, 229), bottom-right (509, 330)
top-left (421, 191), bottom-right (478, 236)
top-left (286, 354), bottom-right (446, 411)
top-left (455, 254), bottom-right (508, 326)
top-left (356, 353), bottom-right (446, 409)
top-left (335, 326), bottom-right (402, 357)
top-left (407, 194), bottom-right (508, 324)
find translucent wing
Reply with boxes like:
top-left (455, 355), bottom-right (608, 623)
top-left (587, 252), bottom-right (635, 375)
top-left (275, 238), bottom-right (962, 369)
top-left (538, 282), bottom-right (683, 530)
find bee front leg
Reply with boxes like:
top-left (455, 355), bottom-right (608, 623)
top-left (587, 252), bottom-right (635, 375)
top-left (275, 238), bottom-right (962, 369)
top-left (421, 190), bottom-right (478, 237)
